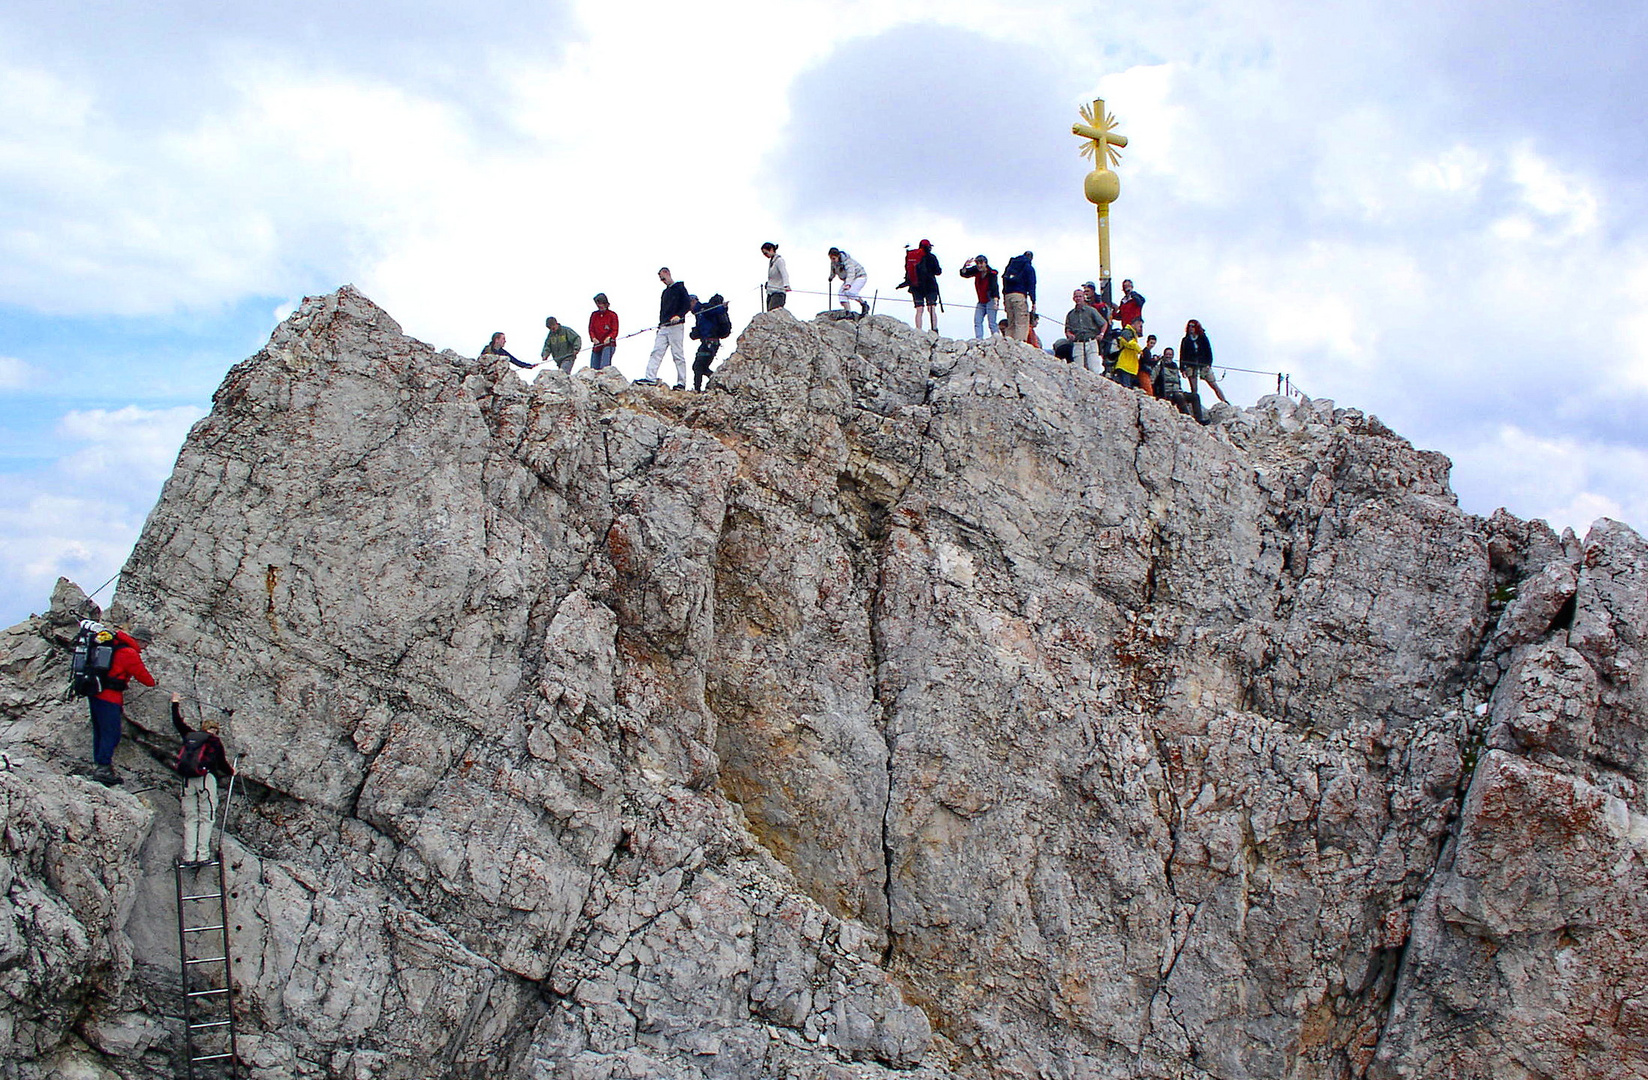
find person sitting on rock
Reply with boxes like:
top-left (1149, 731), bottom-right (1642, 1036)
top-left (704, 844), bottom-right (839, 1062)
top-left (1153, 346), bottom-right (1201, 420)
top-left (172, 693), bottom-right (235, 867)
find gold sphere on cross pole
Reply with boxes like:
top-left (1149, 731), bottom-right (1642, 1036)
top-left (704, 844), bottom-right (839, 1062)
top-left (1083, 168), bottom-right (1120, 205)
top-left (1072, 98), bottom-right (1127, 293)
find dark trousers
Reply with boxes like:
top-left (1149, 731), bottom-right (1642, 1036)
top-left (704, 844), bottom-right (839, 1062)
top-left (693, 338), bottom-right (721, 390)
top-left (765, 291), bottom-right (786, 311)
top-left (89, 697), bottom-right (123, 766)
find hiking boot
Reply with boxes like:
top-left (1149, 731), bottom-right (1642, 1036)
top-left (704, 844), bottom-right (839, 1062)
top-left (92, 765), bottom-right (122, 786)
top-left (673, 383), bottom-right (685, 391)
top-left (633, 377), bottom-right (661, 386)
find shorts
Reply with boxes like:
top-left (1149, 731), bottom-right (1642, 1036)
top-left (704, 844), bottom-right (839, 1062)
top-left (911, 285), bottom-right (939, 306)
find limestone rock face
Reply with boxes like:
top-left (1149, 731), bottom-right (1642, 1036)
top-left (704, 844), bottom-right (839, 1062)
top-left (1, 287), bottom-right (1643, 1079)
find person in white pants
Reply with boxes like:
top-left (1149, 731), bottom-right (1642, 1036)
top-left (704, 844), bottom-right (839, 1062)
top-left (829, 247), bottom-right (868, 315)
top-left (642, 267), bottom-right (692, 388)
top-left (172, 693), bottom-right (234, 866)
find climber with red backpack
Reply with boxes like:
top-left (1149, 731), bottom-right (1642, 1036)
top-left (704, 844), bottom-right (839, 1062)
top-left (171, 692), bottom-right (235, 866)
top-left (898, 240), bottom-right (943, 332)
top-left (70, 620), bottom-right (158, 786)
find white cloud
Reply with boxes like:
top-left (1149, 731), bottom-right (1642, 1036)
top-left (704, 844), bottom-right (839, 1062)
top-left (56, 406), bottom-right (206, 487)
top-left (0, 356), bottom-right (34, 390)
top-left (1446, 424), bottom-right (1648, 536)
top-left (1409, 145), bottom-right (1491, 196)
top-left (1501, 142), bottom-right (1600, 240)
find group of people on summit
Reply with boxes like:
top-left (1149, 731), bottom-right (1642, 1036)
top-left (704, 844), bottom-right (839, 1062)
top-left (478, 241), bottom-right (1231, 419)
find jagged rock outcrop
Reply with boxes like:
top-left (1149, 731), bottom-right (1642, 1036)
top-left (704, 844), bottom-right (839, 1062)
top-left (2, 286), bottom-right (1643, 1079)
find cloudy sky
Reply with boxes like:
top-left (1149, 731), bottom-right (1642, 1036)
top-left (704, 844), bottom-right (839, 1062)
top-left (2, 0), bottom-right (1645, 625)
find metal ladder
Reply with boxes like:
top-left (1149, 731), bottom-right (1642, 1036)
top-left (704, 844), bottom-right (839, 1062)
top-left (174, 856), bottom-right (240, 1077)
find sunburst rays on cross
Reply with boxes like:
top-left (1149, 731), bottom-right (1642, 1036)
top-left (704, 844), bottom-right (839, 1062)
top-left (1075, 101), bottom-right (1126, 168)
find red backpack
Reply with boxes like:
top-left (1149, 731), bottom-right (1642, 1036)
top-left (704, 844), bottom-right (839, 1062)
top-left (903, 247), bottom-right (925, 286)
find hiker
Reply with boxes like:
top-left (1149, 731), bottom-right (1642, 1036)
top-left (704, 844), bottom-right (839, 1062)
top-left (172, 693), bottom-right (234, 866)
top-left (1002, 252), bottom-right (1036, 342)
top-left (1081, 282), bottom-right (1111, 324)
top-left (1154, 346), bottom-right (1200, 419)
top-left (540, 316), bottom-right (582, 374)
top-left (481, 332), bottom-right (530, 368)
top-left (899, 240), bottom-right (942, 332)
top-left (1026, 312), bottom-right (1043, 350)
top-left (1137, 331), bottom-right (1157, 396)
top-left (761, 242), bottom-right (790, 311)
top-left (1180, 319), bottom-right (1228, 405)
top-left (1065, 288), bottom-right (1105, 374)
top-left (75, 621), bottom-right (157, 786)
top-left (588, 294), bottom-right (619, 370)
top-left (1116, 280), bottom-right (1146, 327)
top-left (960, 255), bottom-right (1000, 339)
top-left (640, 267), bottom-right (692, 388)
top-left (828, 248), bottom-right (868, 315)
top-left (1111, 320), bottom-right (1144, 389)
top-left (689, 293), bottom-right (732, 392)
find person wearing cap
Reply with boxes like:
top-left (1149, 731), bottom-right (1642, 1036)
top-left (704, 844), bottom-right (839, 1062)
top-left (960, 254), bottom-right (1001, 339)
top-left (761, 242), bottom-right (790, 311)
top-left (828, 248), bottom-right (868, 315)
top-left (87, 624), bottom-right (158, 786)
top-left (588, 294), bottom-right (619, 370)
top-left (1002, 251), bottom-right (1036, 343)
top-left (1081, 282), bottom-right (1111, 322)
top-left (901, 240), bottom-right (942, 332)
top-left (541, 316), bottom-right (582, 374)
top-left (172, 692), bottom-right (235, 866)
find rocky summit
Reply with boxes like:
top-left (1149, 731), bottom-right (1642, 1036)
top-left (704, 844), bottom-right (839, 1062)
top-left (2, 286), bottom-right (1645, 1080)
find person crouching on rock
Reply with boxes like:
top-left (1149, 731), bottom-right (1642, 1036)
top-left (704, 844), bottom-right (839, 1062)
top-left (172, 693), bottom-right (235, 867)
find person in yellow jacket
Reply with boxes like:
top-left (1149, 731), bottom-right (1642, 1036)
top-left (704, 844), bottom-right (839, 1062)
top-left (1112, 319), bottom-right (1144, 389)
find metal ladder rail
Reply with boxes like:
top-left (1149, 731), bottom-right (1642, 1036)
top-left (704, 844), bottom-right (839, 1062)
top-left (174, 856), bottom-right (240, 1077)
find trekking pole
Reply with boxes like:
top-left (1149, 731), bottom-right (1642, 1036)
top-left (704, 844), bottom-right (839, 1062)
top-left (217, 754), bottom-right (246, 838)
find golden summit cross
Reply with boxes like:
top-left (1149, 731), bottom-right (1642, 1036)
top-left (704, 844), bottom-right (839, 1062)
top-left (1072, 98), bottom-right (1128, 299)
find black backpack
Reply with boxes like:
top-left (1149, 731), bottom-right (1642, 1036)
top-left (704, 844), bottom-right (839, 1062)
top-left (712, 299), bottom-right (733, 340)
top-left (175, 730), bottom-right (215, 778)
top-left (69, 623), bottom-right (126, 697)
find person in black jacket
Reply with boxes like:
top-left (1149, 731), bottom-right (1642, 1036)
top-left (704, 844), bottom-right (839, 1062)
top-left (641, 267), bottom-right (692, 387)
top-left (1179, 319), bottom-right (1228, 405)
top-left (690, 293), bottom-right (731, 391)
top-left (172, 693), bottom-right (235, 867)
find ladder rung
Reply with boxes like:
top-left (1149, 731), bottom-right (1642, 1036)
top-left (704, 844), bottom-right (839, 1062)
top-left (190, 1052), bottom-right (234, 1062)
top-left (181, 892), bottom-right (224, 901)
top-left (187, 988), bottom-right (229, 998)
top-left (184, 924), bottom-right (225, 933)
top-left (184, 956), bottom-right (227, 965)
top-left (189, 1019), bottom-right (232, 1030)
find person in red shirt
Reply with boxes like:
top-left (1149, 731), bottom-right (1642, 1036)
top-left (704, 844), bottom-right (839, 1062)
top-left (89, 625), bottom-right (158, 785)
top-left (588, 294), bottom-right (619, 370)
